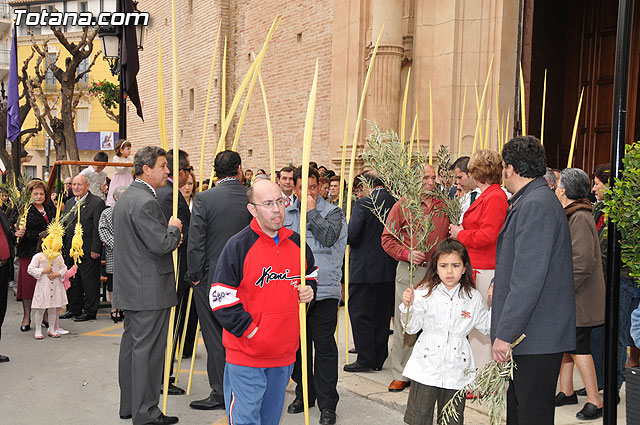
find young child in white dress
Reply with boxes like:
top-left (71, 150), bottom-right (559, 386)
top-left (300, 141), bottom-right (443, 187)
top-left (106, 139), bottom-right (133, 206)
top-left (27, 231), bottom-right (68, 340)
top-left (400, 238), bottom-right (492, 425)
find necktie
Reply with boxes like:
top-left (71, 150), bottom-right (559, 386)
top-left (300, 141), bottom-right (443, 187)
top-left (470, 191), bottom-right (478, 205)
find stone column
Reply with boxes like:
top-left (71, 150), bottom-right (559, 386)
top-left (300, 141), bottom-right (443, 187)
top-left (366, 0), bottom-right (404, 133)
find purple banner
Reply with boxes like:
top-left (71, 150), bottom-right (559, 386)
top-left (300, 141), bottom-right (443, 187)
top-left (75, 132), bottom-right (120, 150)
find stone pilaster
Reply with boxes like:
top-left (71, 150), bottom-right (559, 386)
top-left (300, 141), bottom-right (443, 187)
top-left (366, 0), bottom-right (404, 133)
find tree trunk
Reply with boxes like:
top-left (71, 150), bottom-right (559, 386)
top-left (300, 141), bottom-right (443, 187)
top-left (50, 117), bottom-right (69, 179)
top-left (61, 79), bottom-right (79, 176)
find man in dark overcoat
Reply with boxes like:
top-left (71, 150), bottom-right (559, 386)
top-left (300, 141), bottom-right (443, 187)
top-left (492, 136), bottom-right (576, 425)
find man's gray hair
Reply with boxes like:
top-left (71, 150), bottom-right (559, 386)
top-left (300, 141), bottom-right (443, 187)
top-left (253, 174), bottom-right (270, 183)
top-left (113, 186), bottom-right (127, 202)
top-left (544, 167), bottom-right (556, 186)
top-left (134, 146), bottom-right (166, 177)
top-left (558, 168), bottom-right (591, 200)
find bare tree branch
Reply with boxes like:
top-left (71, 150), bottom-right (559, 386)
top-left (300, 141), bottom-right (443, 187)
top-left (97, 100), bottom-right (119, 123)
top-left (18, 121), bottom-right (42, 140)
top-left (76, 50), bottom-right (101, 82)
top-left (24, 77), bottom-right (55, 139)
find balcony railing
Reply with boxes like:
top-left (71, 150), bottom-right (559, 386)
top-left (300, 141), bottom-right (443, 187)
top-left (0, 49), bottom-right (9, 68)
top-left (26, 132), bottom-right (47, 150)
top-left (0, 3), bottom-right (10, 20)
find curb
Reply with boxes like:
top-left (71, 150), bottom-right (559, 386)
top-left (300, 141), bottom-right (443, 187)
top-left (337, 371), bottom-right (499, 423)
top-left (337, 371), bottom-right (408, 413)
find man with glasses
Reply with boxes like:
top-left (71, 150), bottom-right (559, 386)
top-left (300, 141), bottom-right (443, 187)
top-left (211, 179), bottom-right (316, 424)
top-left (157, 149), bottom-right (194, 395)
top-left (284, 167), bottom-right (347, 425)
top-left (186, 150), bottom-right (252, 411)
top-left (62, 177), bottom-right (74, 203)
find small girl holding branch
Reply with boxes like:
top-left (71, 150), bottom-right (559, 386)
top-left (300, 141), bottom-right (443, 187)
top-left (401, 239), bottom-right (491, 425)
top-left (27, 231), bottom-right (68, 340)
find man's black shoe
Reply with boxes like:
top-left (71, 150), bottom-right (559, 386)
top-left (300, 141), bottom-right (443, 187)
top-left (119, 414), bottom-right (132, 419)
top-left (287, 398), bottom-right (314, 414)
top-left (160, 383), bottom-right (185, 395)
top-left (73, 313), bottom-right (96, 322)
top-left (60, 311), bottom-right (79, 319)
top-left (0, 354), bottom-right (9, 363)
top-left (343, 362), bottom-right (373, 373)
top-left (319, 408), bottom-right (337, 425)
top-left (189, 393), bottom-right (225, 410)
top-left (146, 413), bottom-right (179, 424)
top-left (555, 391), bottom-right (578, 406)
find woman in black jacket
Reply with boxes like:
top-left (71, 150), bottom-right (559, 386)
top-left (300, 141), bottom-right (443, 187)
top-left (14, 179), bottom-right (55, 332)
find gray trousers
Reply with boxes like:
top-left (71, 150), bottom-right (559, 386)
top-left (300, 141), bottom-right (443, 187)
top-left (193, 280), bottom-right (226, 402)
top-left (404, 381), bottom-right (465, 425)
top-left (392, 262), bottom-right (427, 381)
top-left (118, 308), bottom-right (170, 425)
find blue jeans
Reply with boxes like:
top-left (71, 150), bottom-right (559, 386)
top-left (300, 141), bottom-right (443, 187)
top-left (223, 362), bottom-right (294, 425)
top-left (592, 276), bottom-right (640, 389)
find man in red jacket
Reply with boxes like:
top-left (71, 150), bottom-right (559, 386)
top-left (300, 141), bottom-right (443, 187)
top-left (210, 180), bottom-right (316, 425)
top-left (381, 164), bottom-right (450, 392)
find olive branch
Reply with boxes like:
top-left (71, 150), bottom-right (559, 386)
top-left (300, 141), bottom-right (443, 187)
top-left (440, 334), bottom-right (526, 425)
top-left (429, 145), bottom-right (462, 225)
top-left (361, 123), bottom-right (437, 331)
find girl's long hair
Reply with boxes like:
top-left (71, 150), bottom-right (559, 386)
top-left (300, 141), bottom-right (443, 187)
top-left (416, 238), bottom-right (474, 298)
top-left (36, 230), bottom-right (48, 253)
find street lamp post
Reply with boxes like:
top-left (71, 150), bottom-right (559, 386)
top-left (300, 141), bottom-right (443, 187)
top-left (97, 1), bottom-right (144, 141)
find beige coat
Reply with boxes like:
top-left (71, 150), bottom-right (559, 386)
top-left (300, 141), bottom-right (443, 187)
top-left (568, 208), bottom-right (606, 327)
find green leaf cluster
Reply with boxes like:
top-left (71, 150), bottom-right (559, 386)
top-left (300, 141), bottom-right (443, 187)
top-left (361, 122), bottom-right (436, 255)
top-left (431, 145), bottom-right (462, 225)
top-left (361, 123), bottom-right (437, 332)
top-left (603, 141), bottom-right (640, 279)
top-left (88, 80), bottom-right (120, 110)
top-left (0, 176), bottom-right (32, 219)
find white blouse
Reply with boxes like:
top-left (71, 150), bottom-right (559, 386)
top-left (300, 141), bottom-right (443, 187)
top-left (400, 284), bottom-right (491, 390)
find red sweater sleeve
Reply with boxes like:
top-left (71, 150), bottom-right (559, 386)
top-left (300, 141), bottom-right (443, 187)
top-left (381, 202), bottom-right (407, 262)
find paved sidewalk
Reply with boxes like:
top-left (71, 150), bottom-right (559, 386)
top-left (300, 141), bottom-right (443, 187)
top-left (334, 306), bottom-right (627, 424)
top-left (0, 293), bottom-right (628, 424)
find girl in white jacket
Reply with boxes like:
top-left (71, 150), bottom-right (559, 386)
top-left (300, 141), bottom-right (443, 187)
top-left (400, 239), bottom-right (491, 425)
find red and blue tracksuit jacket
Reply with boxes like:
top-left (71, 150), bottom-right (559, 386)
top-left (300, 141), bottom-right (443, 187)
top-left (210, 218), bottom-right (318, 368)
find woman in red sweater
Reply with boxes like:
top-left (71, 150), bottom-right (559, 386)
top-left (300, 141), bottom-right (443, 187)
top-left (449, 149), bottom-right (508, 370)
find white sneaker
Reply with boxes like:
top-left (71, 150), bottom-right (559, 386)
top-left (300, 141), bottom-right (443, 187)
top-left (55, 328), bottom-right (69, 335)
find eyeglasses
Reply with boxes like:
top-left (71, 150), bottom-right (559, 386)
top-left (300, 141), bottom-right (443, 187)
top-left (180, 166), bottom-right (194, 173)
top-left (250, 198), bottom-right (286, 209)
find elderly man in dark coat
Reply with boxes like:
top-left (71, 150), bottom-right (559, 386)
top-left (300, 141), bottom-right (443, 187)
top-left (114, 146), bottom-right (182, 425)
top-left (61, 174), bottom-right (106, 322)
top-left (343, 171), bottom-right (397, 373)
top-left (492, 136), bottom-right (576, 425)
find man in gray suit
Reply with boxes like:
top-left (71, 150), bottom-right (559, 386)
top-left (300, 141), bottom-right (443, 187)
top-left (185, 150), bottom-right (252, 410)
top-left (491, 136), bottom-right (576, 425)
top-left (114, 146), bottom-right (183, 425)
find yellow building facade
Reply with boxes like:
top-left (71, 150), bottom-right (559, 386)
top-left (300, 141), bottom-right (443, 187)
top-left (17, 34), bottom-right (118, 179)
